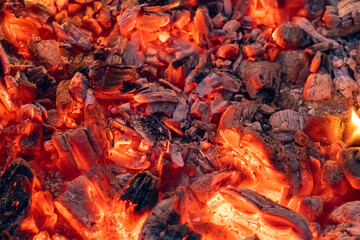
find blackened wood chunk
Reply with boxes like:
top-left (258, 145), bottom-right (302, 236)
top-left (69, 53), bottom-right (95, 76)
top-left (89, 60), bottom-right (138, 91)
top-left (161, 224), bottom-right (190, 240)
top-left (305, 0), bottom-right (325, 20)
top-left (63, 22), bottom-right (93, 51)
top-left (330, 201), bottom-right (360, 225)
top-left (138, 0), bottom-right (169, 5)
top-left (340, 147), bottom-right (360, 189)
top-left (276, 50), bottom-right (310, 85)
top-left (0, 159), bottom-right (33, 235)
top-left (185, 231), bottom-right (202, 240)
top-left (56, 80), bottom-right (74, 115)
top-left (0, 42), bottom-right (10, 77)
top-left (269, 110), bottom-right (304, 132)
top-left (140, 197), bottom-right (181, 240)
top-left (28, 36), bottom-right (67, 72)
top-left (321, 160), bottom-right (348, 195)
top-left (131, 116), bottom-right (169, 146)
top-left (239, 60), bottom-right (281, 99)
top-left (120, 171), bottom-right (159, 212)
top-left (190, 171), bottom-right (239, 202)
top-left (160, 224), bottom-right (201, 240)
top-left (273, 23), bottom-right (310, 49)
top-left (318, 223), bottom-right (360, 240)
top-left (25, 66), bottom-right (56, 98)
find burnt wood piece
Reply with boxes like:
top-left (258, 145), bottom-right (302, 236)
top-left (131, 116), bottom-right (169, 146)
top-left (284, 142), bottom-right (314, 197)
top-left (134, 89), bottom-right (178, 104)
top-left (321, 160), bottom-right (349, 195)
top-left (139, 196), bottom-right (200, 240)
top-left (28, 36), bottom-right (68, 73)
top-left (69, 72), bottom-right (88, 103)
top-left (69, 53), bottom-right (95, 76)
top-left (239, 60), bottom-right (281, 99)
top-left (296, 196), bottom-right (323, 222)
top-left (56, 80), bottom-right (74, 115)
top-left (55, 175), bottom-right (107, 238)
top-left (120, 171), bottom-right (159, 212)
top-left (303, 73), bottom-right (332, 101)
top-left (333, 75), bottom-right (358, 99)
top-left (25, 66), bottom-right (56, 98)
top-left (330, 201), bottom-right (360, 225)
top-left (161, 224), bottom-right (201, 240)
top-left (323, 0), bottom-right (360, 37)
top-left (218, 105), bottom-right (291, 200)
top-left (318, 223), bottom-right (360, 240)
top-left (0, 42), bottom-right (10, 77)
top-left (62, 22), bottom-right (93, 51)
top-left (190, 171), bottom-right (240, 202)
top-left (276, 50), bottom-right (310, 85)
top-left (305, 0), bottom-right (324, 20)
top-left (194, 8), bottom-right (209, 47)
top-left (140, 197), bottom-right (180, 240)
top-left (220, 188), bottom-right (312, 240)
top-left (303, 115), bottom-right (345, 145)
top-left (89, 60), bottom-right (138, 92)
top-left (273, 23), bottom-right (310, 49)
top-left (339, 147), bottom-right (360, 189)
top-left (0, 159), bottom-right (33, 236)
top-left (52, 127), bottom-right (102, 180)
top-left (294, 17), bottom-right (340, 49)
top-left (269, 110), bottom-right (304, 132)
top-left (15, 122), bottom-right (43, 156)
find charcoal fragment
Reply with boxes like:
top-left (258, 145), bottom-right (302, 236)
top-left (120, 171), bottom-right (159, 212)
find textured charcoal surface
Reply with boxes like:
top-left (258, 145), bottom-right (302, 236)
top-left (0, 159), bottom-right (33, 236)
top-left (120, 171), bottom-right (159, 212)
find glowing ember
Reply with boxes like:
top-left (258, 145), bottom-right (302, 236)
top-left (343, 109), bottom-right (360, 146)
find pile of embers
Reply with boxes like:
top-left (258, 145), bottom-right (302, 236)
top-left (1, 0), bottom-right (360, 239)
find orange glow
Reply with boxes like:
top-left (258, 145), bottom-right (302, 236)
top-left (158, 31), bottom-right (170, 43)
top-left (32, 231), bottom-right (51, 240)
top-left (162, 118), bottom-right (184, 136)
top-left (2, 12), bottom-right (54, 56)
top-left (20, 214), bottom-right (39, 234)
top-left (247, 0), bottom-right (278, 26)
top-left (217, 106), bottom-right (289, 203)
top-left (107, 146), bottom-right (150, 169)
top-left (190, 189), bottom-right (311, 240)
top-left (343, 109), bottom-right (360, 146)
top-left (54, 176), bottom-right (149, 240)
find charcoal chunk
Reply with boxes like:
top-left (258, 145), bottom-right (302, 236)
top-left (120, 171), bottom-right (159, 212)
top-left (28, 36), bottom-right (68, 72)
top-left (140, 197), bottom-right (181, 240)
top-left (0, 159), bottom-right (33, 235)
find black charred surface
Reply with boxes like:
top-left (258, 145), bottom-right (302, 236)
top-left (161, 224), bottom-right (201, 240)
top-left (341, 148), bottom-right (360, 178)
top-left (120, 171), bottom-right (159, 212)
top-left (69, 53), bottom-right (95, 76)
top-left (138, 0), bottom-right (169, 6)
top-left (131, 115), bottom-right (169, 146)
top-left (25, 66), bottom-right (56, 99)
top-left (139, 195), bottom-right (202, 240)
top-left (140, 197), bottom-right (180, 240)
top-left (0, 159), bottom-right (33, 236)
top-left (88, 60), bottom-right (138, 91)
